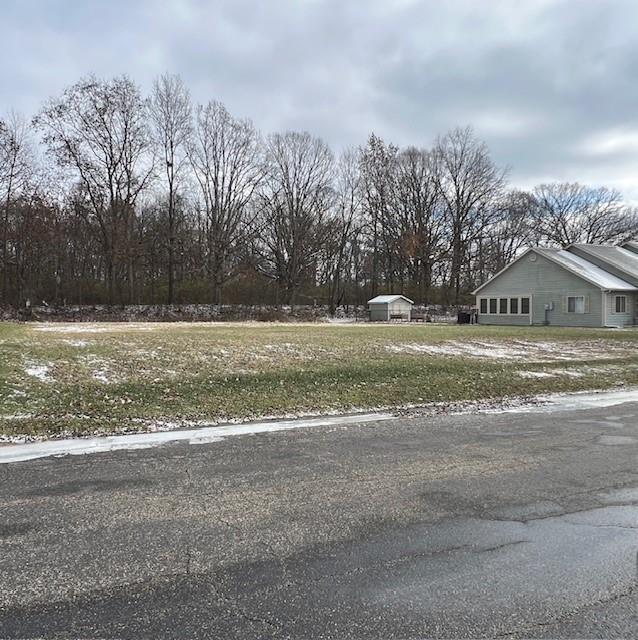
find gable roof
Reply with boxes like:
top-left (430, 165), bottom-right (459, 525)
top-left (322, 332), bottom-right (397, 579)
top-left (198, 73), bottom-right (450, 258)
top-left (622, 241), bottom-right (638, 254)
top-left (368, 294), bottom-right (414, 304)
top-left (567, 244), bottom-right (638, 284)
top-left (535, 248), bottom-right (637, 290)
top-left (473, 247), bottom-right (637, 295)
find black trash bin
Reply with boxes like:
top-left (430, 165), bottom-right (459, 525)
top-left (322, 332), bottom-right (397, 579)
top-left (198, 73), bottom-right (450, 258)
top-left (457, 311), bottom-right (471, 324)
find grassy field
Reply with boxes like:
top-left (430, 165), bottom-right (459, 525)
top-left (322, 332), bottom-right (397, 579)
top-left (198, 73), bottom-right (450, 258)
top-left (2, 321), bottom-right (638, 438)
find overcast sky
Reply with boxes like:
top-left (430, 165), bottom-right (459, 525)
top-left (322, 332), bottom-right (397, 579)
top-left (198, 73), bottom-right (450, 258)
top-left (2, 0), bottom-right (638, 198)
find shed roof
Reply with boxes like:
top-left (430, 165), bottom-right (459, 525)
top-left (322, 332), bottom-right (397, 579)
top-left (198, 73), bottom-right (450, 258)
top-left (367, 294), bottom-right (414, 304)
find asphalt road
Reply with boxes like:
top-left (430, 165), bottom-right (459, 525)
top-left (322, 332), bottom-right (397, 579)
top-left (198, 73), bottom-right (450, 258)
top-left (1, 400), bottom-right (638, 639)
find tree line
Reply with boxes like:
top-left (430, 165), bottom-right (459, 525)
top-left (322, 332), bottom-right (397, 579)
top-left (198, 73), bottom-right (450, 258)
top-left (1, 73), bottom-right (637, 311)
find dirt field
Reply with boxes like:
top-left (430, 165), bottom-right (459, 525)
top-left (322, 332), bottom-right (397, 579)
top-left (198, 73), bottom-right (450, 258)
top-left (2, 321), bottom-right (638, 438)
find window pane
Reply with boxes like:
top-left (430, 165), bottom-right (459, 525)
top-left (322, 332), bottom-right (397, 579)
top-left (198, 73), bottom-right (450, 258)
top-left (480, 299), bottom-right (487, 314)
top-left (616, 296), bottom-right (626, 313)
top-left (521, 298), bottom-right (530, 314)
top-left (489, 298), bottom-right (497, 314)
top-left (569, 296), bottom-right (584, 313)
top-left (499, 298), bottom-right (508, 314)
top-left (510, 298), bottom-right (519, 314)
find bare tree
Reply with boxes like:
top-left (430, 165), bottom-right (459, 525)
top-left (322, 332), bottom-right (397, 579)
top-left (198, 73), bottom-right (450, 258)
top-left (469, 189), bottom-right (535, 288)
top-left (188, 101), bottom-right (262, 305)
top-left (393, 147), bottom-right (444, 303)
top-left (530, 182), bottom-right (638, 247)
top-left (434, 127), bottom-right (506, 303)
top-left (0, 113), bottom-right (34, 304)
top-left (35, 75), bottom-right (153, 304)
top-left (256, 132), bottom-right (334, 307)
top-left (322, 148), bottom-right (363, 314)
top-left (149, 73), bottom-right (192, 305)
top-left (359, 133), bottom-right (398, 297)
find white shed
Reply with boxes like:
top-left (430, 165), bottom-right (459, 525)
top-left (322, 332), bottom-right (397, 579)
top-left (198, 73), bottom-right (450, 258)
top-left (368, 295), bottom-right (414, 322)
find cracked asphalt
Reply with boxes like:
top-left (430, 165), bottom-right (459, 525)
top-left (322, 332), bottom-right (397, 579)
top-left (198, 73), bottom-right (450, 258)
top-left (1, 401), bottom-right (638, 638)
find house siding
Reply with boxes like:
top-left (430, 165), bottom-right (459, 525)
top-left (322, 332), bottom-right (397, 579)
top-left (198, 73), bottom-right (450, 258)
top-left (477, 252), bottom-right (604, 327)
top-left (605, 292), bottom-right (635, 327)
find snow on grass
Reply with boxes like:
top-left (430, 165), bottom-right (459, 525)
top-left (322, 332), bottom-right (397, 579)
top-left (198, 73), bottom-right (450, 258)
top-left (34, 323), bottom-right (158, 333)
top-left (3, 386), bottom-right (638, 463)
top-left (387, 339), bottom-right (636, 362)
top-left (5, 321), bottom-right (638, 439)
top-left (64, 339), bottom-right (89, 347)
top-left (517, 371), bottom-right (556, 379)
top-left (24, 363), bottom-right (53, 382)
top-left (92, 368), bottom-right (111, 384)
top-left (517, 364), bottom-right (636, 380)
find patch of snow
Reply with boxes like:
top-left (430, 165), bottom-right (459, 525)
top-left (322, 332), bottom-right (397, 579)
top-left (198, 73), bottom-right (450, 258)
top-left (64, 339), bottom-right (89, 347)
top-left (387, 339), bottom-right (636, 362)
top-left (517, 371), bottom-right (556, 379)
top-left (34, 323), bottom-right (157, 333)
top-left (517, 368), bottom-right (586, 379)
top-left (505, 389), bottom-right (638, 413)
top-left (0, 413), bottom-right (395, 464)
top-left (80, 356), bottom-right (115, 384)
top-left (92, 369), bottom-right (111, 384)
top-left (553, 369), bottom-right (586, 378)
top-left (0, 413), bottom-right (34, 420)
top-left (24, 363), bottom-right (53, 382)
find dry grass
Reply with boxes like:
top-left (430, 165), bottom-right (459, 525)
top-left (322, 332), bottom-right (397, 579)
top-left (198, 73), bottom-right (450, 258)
top-left (2, 321), bottom-right (638, 438)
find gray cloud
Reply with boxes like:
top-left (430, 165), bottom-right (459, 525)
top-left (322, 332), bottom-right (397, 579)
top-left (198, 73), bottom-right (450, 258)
top-left (2, 0), bottom-right (638, 197)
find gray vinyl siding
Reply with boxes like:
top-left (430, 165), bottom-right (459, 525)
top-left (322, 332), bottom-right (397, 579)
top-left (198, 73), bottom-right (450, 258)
top-left (606, 292), bottom-right (635, 327)
top-left (477, 313), bottom-right (529, 326)
top-left (369, 305), bottom-right (389, 321)
top-left (477, 252), bottom-right (604, 327)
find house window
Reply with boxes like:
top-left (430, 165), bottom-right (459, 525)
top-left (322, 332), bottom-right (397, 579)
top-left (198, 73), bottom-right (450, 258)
top-left (510, 298), bottom-right (519, 314)
top-left (567, 296), bottom-right (585, 313)
top-left (499, 298), bottom-right (508, 314)
top-left (615, 295), bottom-right (627, 314)
top-left (521, 297), bottom-right (530, 314)
top-left (489, 298), bottom-right (497, 314)
top-left (480, 299), bottom-right (488, 314)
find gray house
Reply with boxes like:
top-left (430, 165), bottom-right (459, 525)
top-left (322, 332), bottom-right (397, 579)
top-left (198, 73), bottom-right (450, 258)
top-left (474, 243), bottom-right (638, 327)
top-left (368, 295), bottom-right (414, 322)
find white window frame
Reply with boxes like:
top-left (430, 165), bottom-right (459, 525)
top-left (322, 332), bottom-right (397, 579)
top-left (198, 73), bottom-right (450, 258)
top-left (567, 295), bottom-right (586, 314)
top-left (478, 295), bottom-right (531, 315)
top-left (614, 295), bottom-right (627, 314)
